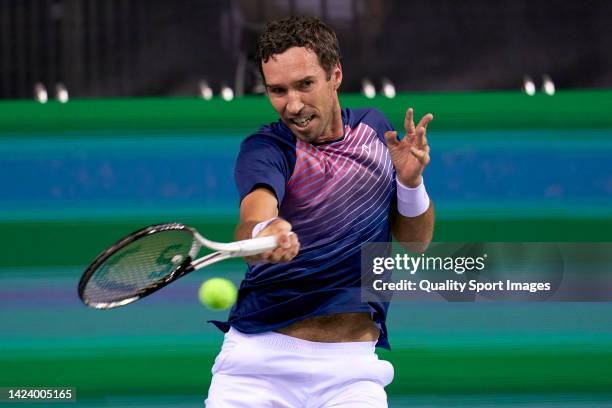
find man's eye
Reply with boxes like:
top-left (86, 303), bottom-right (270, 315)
top-left (301, 81), bottom-right (313, 89)
top-left (270, 88), bottom-right (285, 95)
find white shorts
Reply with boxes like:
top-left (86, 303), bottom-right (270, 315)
top-left (205, 327), bottom-right (394, 408)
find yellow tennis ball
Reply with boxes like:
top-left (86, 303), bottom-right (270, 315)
top-left (198, 278), bottom-right (237, 310)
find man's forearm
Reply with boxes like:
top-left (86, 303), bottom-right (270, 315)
top-left (235, 188), bottom-right (280, 241)
top-left (235, 221), bottom-right (260, 241)
top-left (391, 201), bottom-right (435, 252)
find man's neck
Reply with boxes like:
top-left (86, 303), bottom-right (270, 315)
top-left (313, 104), bottom-right (343, 144)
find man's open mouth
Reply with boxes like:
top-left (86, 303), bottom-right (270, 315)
top-left (291, 115), bottom-right (314, 128)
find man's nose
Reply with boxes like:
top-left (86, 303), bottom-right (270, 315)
top-left (286, 91), bottom-right (304, 115)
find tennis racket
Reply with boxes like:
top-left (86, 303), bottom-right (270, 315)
top-left (78, 222), bottom-right (277, 309)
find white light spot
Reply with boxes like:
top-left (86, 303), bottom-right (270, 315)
top-left (221, 85), bottom-right (234, 101)
top-left (542, 75), bottom-right (555, 96)
top-left (382, 78), bottom-right (396, 98)
top-left (523, 76), bottom-right (536, 96)
top-left (34, 83), bottom-right (48, 104)
top-left (199, 80), bottom-right (213, 100)
top-left (362, 78), bottom-right (376, 99)
top-left (56, 83), bottom-right (69, 103)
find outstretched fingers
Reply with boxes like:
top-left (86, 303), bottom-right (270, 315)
top-left (404, 108), bottom-right (415, 135)
top-left (417, 113), bottom-right (434, 130)
top-left (414, 125), bottom-right (428, 148)
top-left (405, 109), bottom-right (434, 145)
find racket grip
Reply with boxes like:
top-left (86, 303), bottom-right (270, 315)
top-left (235, 235), bottom-right (278, 256)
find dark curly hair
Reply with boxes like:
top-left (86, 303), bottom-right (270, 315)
top-left (256, 16), bottom-right (341, 81)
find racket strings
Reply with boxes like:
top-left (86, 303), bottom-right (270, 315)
top-left (83, 230), bottom-right (196, 305)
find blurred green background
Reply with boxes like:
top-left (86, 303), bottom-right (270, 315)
top-left (1, 91), bottom-right (611, 407)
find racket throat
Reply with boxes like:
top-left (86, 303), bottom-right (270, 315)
top-left (191, 251), bottom-right (231, 271)
top-left (168, 256), bottom-right (196, 281)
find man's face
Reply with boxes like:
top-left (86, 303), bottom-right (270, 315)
top-left (262, 47), bottom-right (342, 143)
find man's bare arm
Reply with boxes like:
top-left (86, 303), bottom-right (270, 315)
top-left (235, 188), bottom-right (279, 240)
top-left (391, 201), bottom-right (434, 253)
top-left (384, 108), bottom-right (435, 252)
top-left (236, 187), bottom-right (300, 263)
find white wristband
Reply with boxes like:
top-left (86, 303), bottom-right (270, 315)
top-left (396, 178), bottom-right (430, 217)
top-left (251, 217), bottom-right (278, 238)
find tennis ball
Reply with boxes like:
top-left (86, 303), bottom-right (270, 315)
top-left (198, 278), bottom-right (237, 310)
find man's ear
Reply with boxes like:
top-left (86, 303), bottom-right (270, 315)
top-left (333, 63), bottom-right (343, 90)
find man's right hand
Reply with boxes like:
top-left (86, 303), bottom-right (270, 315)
top-left (246, 218), bottom-right (300, 264)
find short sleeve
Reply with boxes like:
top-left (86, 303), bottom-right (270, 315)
top-left (234, 135), bottom-right (290, 205)
top-left (364, 108), bottom-right (395, 144)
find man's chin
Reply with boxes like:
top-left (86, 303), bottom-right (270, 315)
top-left (284, 118), bottom-right (319, 142)
top-left (291, 127), bottom-right (317, 143)
top-left (294, 132), bottom-right (319, 143)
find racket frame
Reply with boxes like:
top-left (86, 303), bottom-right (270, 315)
top-left (78, 222), bottom-right (276, 309)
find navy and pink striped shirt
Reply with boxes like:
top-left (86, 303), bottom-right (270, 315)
top-left (212, 107), bottom-right (396, 349)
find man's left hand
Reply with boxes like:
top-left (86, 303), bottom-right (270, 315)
top-left (384, 107), bottom-right (433, 187)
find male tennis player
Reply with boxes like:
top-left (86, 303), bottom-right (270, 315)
top-left (206, 16), bottom-right (434, 407)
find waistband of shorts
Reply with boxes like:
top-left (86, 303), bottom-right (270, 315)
top-left (227, 327), bottom-right (377, 355)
